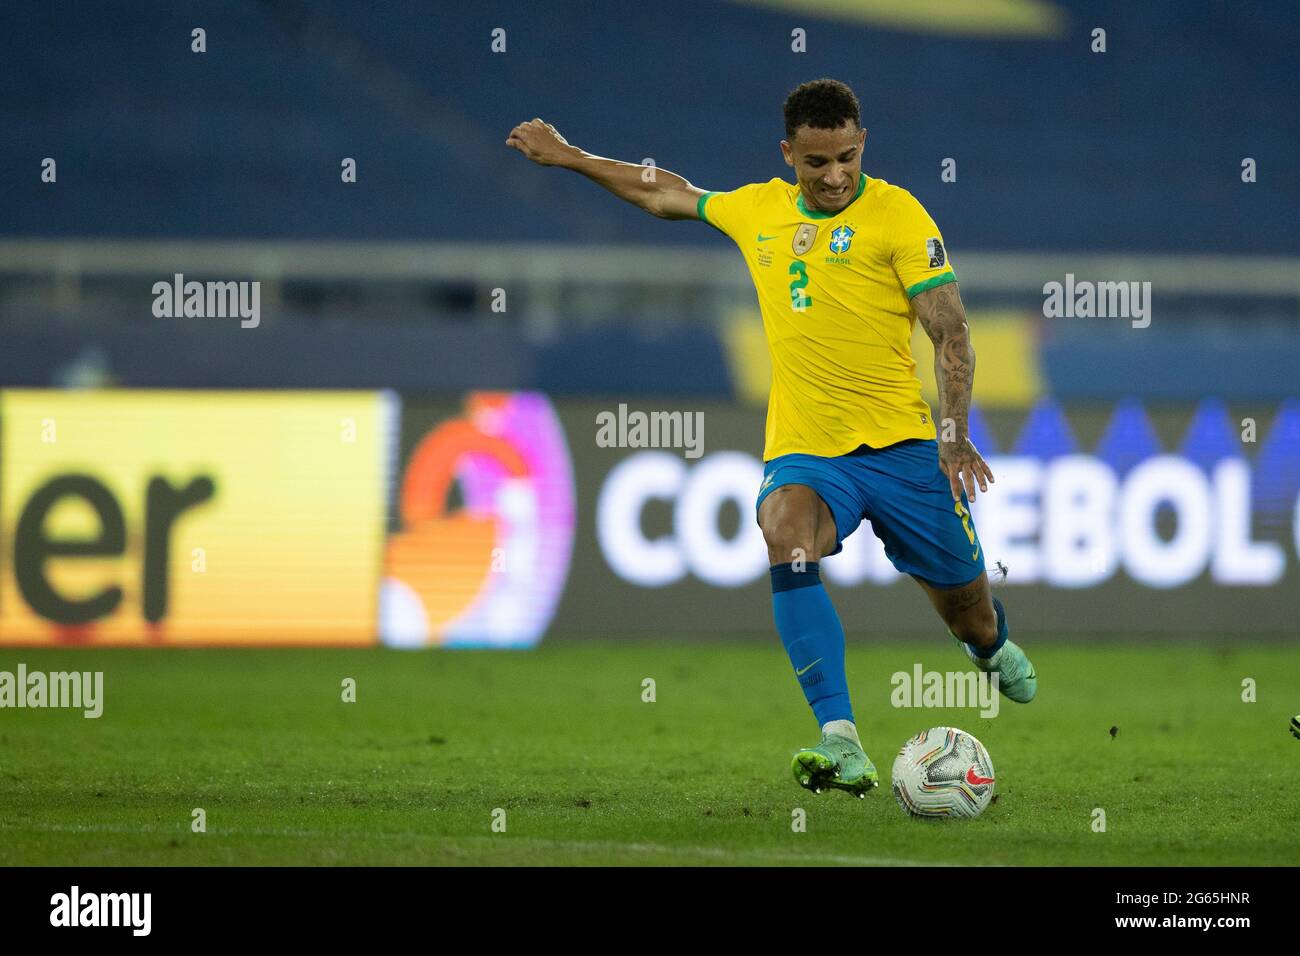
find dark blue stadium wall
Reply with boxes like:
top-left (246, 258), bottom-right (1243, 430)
top-left (2, 0), bottom-right (1296, 253)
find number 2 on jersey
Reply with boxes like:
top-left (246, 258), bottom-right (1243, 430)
top-left (788, 260), bottom-right (813, 312)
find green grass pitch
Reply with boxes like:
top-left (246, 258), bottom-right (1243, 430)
top-left (2, 640), bottom-right (1297, 866)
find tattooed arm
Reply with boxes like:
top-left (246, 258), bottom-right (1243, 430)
top-left (911, 281), bottom-right (995, 501)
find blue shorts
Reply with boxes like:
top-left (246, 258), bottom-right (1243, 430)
top-left (755, 438), bottom-right (985, 590)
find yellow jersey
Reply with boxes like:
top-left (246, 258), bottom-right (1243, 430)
top-left (698, 172), bottom-right (957, 460)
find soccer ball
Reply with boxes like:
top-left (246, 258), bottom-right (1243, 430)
top-left (891, 726), bottom-right (995, 819)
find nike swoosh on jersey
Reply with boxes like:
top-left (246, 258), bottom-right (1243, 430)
top-left (757, 233), bottom-right (778, 242)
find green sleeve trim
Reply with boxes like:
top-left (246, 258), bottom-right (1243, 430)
top-left (906, 271), bottom-right (957, 298)
top-left (696, 191), bottom-right (719, 224)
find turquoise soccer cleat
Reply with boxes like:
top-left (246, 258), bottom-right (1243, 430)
top-left (954, 632), bottom-right (1038, 703)
top-left (791, 732), bottom-right (879, 798)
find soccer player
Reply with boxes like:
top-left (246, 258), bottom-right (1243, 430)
top-left (507, 78), bottom-right (1036, 798)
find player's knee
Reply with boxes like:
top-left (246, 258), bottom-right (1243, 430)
top-left (762, 520), bottom-right (815, 566)
top-left (951, 605), bottom-right (998, 646)
top-left (760, 486), bottom-right (831, 564)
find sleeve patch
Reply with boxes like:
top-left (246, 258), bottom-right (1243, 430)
top-left (926, 237), bottom-right (946, 269)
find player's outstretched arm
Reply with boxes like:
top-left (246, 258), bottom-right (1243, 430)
top-left (912, 281), bottom-right (995, 502)
top-left (506, 118), bottom-right (706, 220)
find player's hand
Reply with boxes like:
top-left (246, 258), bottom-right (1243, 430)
top-left (939, 437), bottom-right (994, 502)
top-left (506, 118), bottom-right (577, 167)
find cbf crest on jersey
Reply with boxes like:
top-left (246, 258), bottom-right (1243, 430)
top-left (927, 237), bottom-right (946, 268)
top-left (792, 223), bottom-right (818, 256)
top-left (829, 225), bottom-right (855, 254)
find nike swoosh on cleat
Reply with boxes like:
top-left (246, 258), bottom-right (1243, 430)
top-left (965, 766), bottom-right (994, 786)
top-left (795, 658), bottom-right (822, 676)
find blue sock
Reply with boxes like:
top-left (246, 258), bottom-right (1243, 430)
top-left (770, 562), bottom-right (853, 726)
top-left (970, 595), bottom-right (1010, 659)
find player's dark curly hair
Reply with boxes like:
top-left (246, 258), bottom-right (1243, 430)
top-left (783, 79), bottom-right (861, 139)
